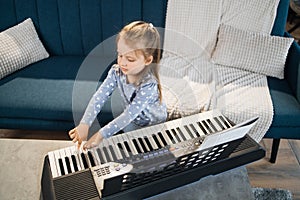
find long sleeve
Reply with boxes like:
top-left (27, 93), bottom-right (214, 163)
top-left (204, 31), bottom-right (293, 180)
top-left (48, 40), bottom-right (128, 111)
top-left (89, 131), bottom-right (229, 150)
top-left (100, 82), bottom-right (159, 138)
top-left (80, 68), bottom-right (117, 126)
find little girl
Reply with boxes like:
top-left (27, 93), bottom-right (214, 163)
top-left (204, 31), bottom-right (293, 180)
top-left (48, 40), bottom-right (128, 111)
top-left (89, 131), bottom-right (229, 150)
top-left (69, 21), bottom-right (167, 149)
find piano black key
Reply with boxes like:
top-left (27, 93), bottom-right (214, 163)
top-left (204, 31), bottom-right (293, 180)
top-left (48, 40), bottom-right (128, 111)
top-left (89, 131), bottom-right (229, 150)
top-left (190, 124), bottom-right (202, 136)
top-left (144, 137), bottom-right (154, 151)
top-left (110, 138), bottom-right (123, 160)
top-left (124, 141), bottom-right (133, 156)
top-left (117, 143), bottom-right (128, 158)
top-left (184, 125), bottom-right (196, 138)
top-left (196, 122), bottom-right (207, 135)
top-left (103, 147), bottom-right (112, 162)
top-left (207, 119), bottom-right (218, 132)
top-left (108, 145), bottom-right (118, 161)
top-left (214, 116), bottom-right (225, 130)
top-left (176, 127), bottom-right (187, 141)
top-left (87, 151), bottom-right (96, 167)
top-left (80, 153), bottom-right (89, 168)
top-left (219, 116), bottom-right (231, 128)
top-left (96, 148), bottom-right (106, 164)
top-left (152, 134), bottom-right (163, 148)
top-left (138, 138), bottom-right (149, 153)
top-left (64, 157), bottom-right (72, 173)
top-left (71, 155), bottom-right (79, 171)
top-left (165, 130), bottom-right (176, 144)
top-left (202, 120), bottom-right (213, 133)
top-left (132, 139), bottom-right (142, 153)
top-left (171, 129), bottom-right (181, 142)
top-left (158, 132), bottom-right (168, 146)
top-left (58, 159), bottom-right (65, 175)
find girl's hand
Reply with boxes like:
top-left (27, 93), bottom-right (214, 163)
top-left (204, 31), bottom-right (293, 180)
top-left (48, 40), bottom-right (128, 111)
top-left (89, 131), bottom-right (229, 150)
top-left (68, 123), bottom-right (89, 148)
top-left (83, 132), bottom-right (104, 150)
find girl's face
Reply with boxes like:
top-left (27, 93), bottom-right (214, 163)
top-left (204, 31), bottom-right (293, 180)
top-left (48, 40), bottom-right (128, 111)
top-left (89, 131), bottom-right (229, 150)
top-left (117, 37), bottom-right (153, 82)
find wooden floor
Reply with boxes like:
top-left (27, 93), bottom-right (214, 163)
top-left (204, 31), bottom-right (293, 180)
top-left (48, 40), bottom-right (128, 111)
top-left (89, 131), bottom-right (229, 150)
top-left (0, 129), bottom-right (300, 199)
top-left (247, 139), bottom-right (300, 200)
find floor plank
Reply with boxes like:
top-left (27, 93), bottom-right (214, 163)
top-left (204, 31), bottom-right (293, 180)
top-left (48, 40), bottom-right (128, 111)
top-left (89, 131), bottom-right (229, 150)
top-left (289, 140), bottom-right (300, 164)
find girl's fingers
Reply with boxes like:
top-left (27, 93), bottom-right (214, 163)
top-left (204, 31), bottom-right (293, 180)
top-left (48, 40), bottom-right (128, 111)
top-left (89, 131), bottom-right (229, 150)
top-left (72, 136), bottom-right (78, 143)
top-left (77, 140), bottom-right (82, 149)
top-left (83, 143), bottom-right (89, 150)
top-left (69, 132), bottom-right (75, 139)
top-left (68, 128), bottom-right (76, 136)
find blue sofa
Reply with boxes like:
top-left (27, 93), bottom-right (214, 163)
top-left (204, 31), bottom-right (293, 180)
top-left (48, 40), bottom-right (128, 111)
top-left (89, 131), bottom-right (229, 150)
top-left (0, 0), bottom-right (299, 163)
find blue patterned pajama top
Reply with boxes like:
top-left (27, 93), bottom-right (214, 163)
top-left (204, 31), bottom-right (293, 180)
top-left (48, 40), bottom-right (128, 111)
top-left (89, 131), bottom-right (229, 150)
top-left (80, 64), bottom-right (168, 139)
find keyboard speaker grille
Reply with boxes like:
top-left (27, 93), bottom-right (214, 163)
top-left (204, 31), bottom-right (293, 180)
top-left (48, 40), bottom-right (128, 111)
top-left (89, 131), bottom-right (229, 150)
top-left (53, 170), bottom-right (100, 200)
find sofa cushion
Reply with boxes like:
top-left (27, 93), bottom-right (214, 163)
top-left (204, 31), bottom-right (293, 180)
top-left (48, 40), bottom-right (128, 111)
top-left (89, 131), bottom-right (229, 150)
top-left (211, 24), bottom-right (293, 79)
top-left (0, 56), bottom-right (114, 125)
top-left (0, 18), bottom-right (49, 80)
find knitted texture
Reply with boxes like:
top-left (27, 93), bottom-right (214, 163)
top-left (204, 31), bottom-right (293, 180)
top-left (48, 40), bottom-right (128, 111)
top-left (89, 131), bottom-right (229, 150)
top-left (161, 0), bottom-right (281, 142)
top-left (0, 18), bottom-right (49, 79)
top-left (212, 25), bottom-right (293, 79)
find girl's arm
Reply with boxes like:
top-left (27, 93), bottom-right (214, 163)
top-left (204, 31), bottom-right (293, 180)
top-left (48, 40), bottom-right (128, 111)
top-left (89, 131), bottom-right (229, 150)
top-left (80, 68), bottom-right (117, 126)
top-left (99, 82), bottom-right (158, 138)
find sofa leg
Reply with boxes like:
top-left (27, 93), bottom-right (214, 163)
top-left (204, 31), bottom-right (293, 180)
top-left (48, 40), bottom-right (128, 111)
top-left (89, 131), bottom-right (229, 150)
top-left (269, 139), bottom-right (280, 163)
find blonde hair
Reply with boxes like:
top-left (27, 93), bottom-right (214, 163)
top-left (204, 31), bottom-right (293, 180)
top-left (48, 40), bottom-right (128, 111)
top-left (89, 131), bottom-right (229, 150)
top-left (116, 21), bottom-right (162, 102)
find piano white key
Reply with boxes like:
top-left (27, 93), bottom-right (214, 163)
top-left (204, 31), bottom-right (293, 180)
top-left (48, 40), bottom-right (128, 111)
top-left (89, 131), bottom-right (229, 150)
top-left (122, 134), bottom-right (138, 155)
top-left (115, 135), bottom-right (130, 158)
top-left (135, 127), bottom-right (158, 150)
top-left (70, 145), bottom-right (83, 171)
top-left (210, 117), bottom-right (223, 131)
top-left (166, 129), bottom-right (179, 143)
top-left (145, 134), bottom-right (159, 150)
top-left (110, 137), bottom-right (123, 160)
top-left (48, 151), bottom-right (59, 178)
top-left (88, 148), bottom-right (99, 166)
top-left (183, 125), bottom-right (196, 139)
top-left (169, 120), bottom-right (186, 142)
top-left (192, 122), bottom-right (207, 137)
top-left (145, 126), bottom-right (164, 147)
top-left (107, 142), bottom-right (119, 161)
top-left (65, 148), bottom-right (75, 173)
top-left (166, 120), bottom-right (189, 140)
top-left (53, 150), bottom-right (62, 177)
top-left (218, 115), bottom-right (232, 129)
top-left (109, 133), bottom-right (131, 158)
top-left (152, 133), bottom-right (164, 148)
top-left (159, 130), bottom-right (173, 145)
top-left (146, 124), bottom-right (171, 146)
top-left (90, 148), bottom-right (101, 166)
top-left (76, 148), bottom-right (87, 169)
top-left (177, 119), bottom-right (198, 140)
top-left (102, 139), bottom-right (114, 161)
top-left (97, 142), bottom-right (108, 163)
top-left (173, 128), bottom-right (186, 141)
top-left (133, 137), bottom-right (144, 153)
top-left (177, 126), bottom-right (192, 140)
top-left (139, 137), bottom-right (150, 152)
top-left (199, 120), bottom-right (212, 134)
top-left (206, 119), bottom-right (219, 132)
top-left (95, 147), bottom-right (106, 164)
top-left (59, 149), bottom-right (70, 174)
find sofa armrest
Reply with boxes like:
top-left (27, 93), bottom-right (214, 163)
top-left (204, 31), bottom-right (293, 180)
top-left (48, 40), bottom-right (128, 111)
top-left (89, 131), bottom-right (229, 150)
top-left (284, 32), bottom-right (300, 102)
